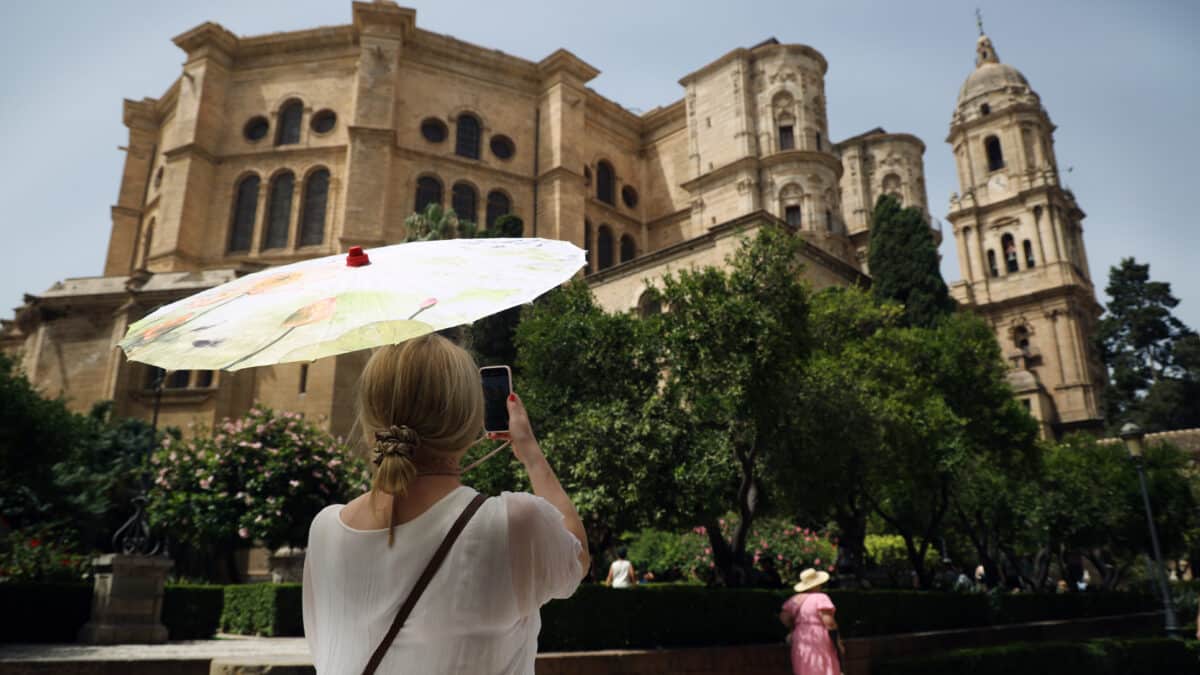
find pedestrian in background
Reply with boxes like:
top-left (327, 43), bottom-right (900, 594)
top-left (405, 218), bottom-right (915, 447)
top-left (605, 547), bottom-right (637, 588)
top-left (780, 568), bottom-right (844, 675)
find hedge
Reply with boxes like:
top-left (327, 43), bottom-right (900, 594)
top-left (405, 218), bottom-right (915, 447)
top-left (220, 582), bottom-right (303, 636)
top-left (0, 580), bottom-right (1161, 646)
top-left (990, 590), bottom-right (1158, 625)
top-left (162, 584), bottom-right (224, 640)
top-left (538, 586), bottom-right (1156, 650)
top-left (0, 582), bottom-right (91, 643)
top-left (873, 638), bottom-right (1200, 675)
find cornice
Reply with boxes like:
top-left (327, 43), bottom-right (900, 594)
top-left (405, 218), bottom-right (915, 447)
top-left (409, 30), bottom-right (541, 91)
top-left (679, 41), bottom-right (828, 86)
top-left (946, 101), bottom-right (1053, 142)
top-left (680, 156), bottom-right (759, 192)
top-left (761, 149), bottom-right (844, 178)
top-left (834, 130), bottom-right (926, 155)
top-left (352, 2), bottom-right (415, 39)
top-left (586, 198), bottom-right (641, 229)
top-left (537, 49), bottom-right (601, 84)
top-left (163, 142), bottom-right (218, 165)
top-left (123, 98), bottom-right (161, 131)
top-left (395, 145), bottom-right (533, 184)
top-left (172, 22), bottom-right (238, 56)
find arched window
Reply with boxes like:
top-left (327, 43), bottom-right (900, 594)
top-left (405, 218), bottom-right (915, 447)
top-left (485, 190), bottom-right (511, 229)
top-left (1014, 325), bottom-right (1031, 351)
top-left (276, 100), bottom-right (303, 146)
top-left (583, 220), bottom-right (593, 273)
top-left (778, 115), bottom-right (796, 151)
top-left (263, 171), bottom-right (295, 250)
top-left (227, 176), bottom-right (260, 252)
top-left (987, 249), bottom-right (999, 277)
top-left (597, 225), bottom-right (614, 270)
top-left (596, 161), bottom-right (615, 205)
top-left (1001, 233), bottom-right (1018, 273)
top-left (637, 290), bottom-right (663, 318)
top-left (825, 210), bottom-right (834, 232)
top-left (814, 132), bottom-right (822, 151)
top-left (141, 218), bottom-right (155, 268)
top-left (779, 183), bottom-right (803, 228)
top-left (166, 370), bottom-right (191, 389)
top-left (985, 135), bottom-right (1004, 172)
top-left (414, 176), bottom-right (442, 213)
top-left (620, 234), bottom-right (636, 263)
top-left (455, 114), bottom-right (481, 160)
top-left (882, 173), bottom-right (902, 201)
top-left (299, 169), bottom-right (329, 247)
top-left (194, 370), bottom-right (214, 388)
top-left (1023, 239), bottom-right (1036, 268)
top-left (451, 183), bottom-right (478, 224)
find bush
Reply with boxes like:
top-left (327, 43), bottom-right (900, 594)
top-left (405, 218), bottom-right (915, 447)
top-left (149, 405), bottom-right (371, 552)
top-left (990, 590), bottom-right (1158, 625)
top-left (0, 582), bottom-right (91, 643)
top-left (831, 590), bottom-right (991, 636)
top-left (0, 530), bottom-right (90, 583)
top-left (221, 583), bottom-right (303, 636)
top-left (625, 528), bottom-right (705, 581)
top-left (864, 534), bottom-right (940, 587)
top-left (163, 584), bottom-right (224, 639)
top-left (687, 517), bottom-right (838, 586)
top-left (873, 638), bottom-right (1200, 675)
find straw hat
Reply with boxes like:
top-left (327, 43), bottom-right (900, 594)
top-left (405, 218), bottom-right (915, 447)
top-left (793, 567), bottom-right (830, 593)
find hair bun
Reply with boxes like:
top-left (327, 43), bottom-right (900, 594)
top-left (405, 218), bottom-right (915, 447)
top-left (372, 424), bottom-right (420, 465)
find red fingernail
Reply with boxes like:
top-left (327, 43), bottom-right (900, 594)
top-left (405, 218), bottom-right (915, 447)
top-left (508, 393), bottom-right (516, 401)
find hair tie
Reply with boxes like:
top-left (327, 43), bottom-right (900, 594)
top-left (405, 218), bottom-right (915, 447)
top-left (373, 424), bottom-right (420, 466)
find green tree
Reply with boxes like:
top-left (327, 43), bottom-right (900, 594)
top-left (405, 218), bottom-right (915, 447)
top-left (1025, 434), bottom-right (1195, 590)
top-left (1097, 258), bottom-right (1199, 431)
top-left (654, 227), bottom-right (811, 586)
top-left (792, 288), bottom-right (1037, 587)
top-left (867, 194), bottom-right (956, 328)
top-left (403, 203), bottom-right (477, 241)
top-left (0, 352), bottom-right (87, 531)
top-left (55, 402), bottom-right (157, 551)
top-left (513, 280), bottom-right (684, 575)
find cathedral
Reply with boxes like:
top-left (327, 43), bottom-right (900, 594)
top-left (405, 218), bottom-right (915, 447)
top-left (0, 2), bottom-right (1103, 439)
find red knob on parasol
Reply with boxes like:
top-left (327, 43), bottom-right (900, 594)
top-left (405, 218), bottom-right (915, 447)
top-left (346, 246), bottom-right (371, 267)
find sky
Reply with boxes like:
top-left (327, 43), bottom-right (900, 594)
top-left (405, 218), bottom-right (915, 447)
top-left (0, 0), bottom-right (1197, 328)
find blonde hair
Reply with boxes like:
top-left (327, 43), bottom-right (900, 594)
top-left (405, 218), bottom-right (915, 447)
top-left (357, 334), bottom-right (484, 543)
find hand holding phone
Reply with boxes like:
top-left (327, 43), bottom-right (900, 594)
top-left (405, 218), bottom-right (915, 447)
top-left (480, 365), bottom-right (513, 433)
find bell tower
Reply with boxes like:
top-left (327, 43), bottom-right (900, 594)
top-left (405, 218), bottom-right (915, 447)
top-left (945, 27), bottom-right (1104, 436)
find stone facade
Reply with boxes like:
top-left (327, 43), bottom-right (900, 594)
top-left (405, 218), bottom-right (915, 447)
top-left (945, 33), bottom-right (1105, 436)
top-left (27, 4), bottom-right (1125, 441)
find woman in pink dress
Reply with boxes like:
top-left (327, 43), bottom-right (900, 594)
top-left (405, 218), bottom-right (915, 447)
top-left (780, 568), bottom-right (844, 675)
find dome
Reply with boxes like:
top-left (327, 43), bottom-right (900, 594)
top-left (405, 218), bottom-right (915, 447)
top-left (956, 34), bottom-right (1032, 106)
top-left (958, 62), bottom-right (1030, 104)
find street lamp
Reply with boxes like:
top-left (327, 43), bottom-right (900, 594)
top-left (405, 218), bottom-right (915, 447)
top-left (1120, 422), bottom-right (1179, 638)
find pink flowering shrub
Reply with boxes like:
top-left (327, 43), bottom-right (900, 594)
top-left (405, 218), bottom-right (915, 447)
top-left (148, 405), bottom-right (370, 551)
top-left (688, 516), bottom-right (837, 586)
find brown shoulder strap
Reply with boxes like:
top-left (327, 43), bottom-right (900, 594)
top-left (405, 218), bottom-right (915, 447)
top-left (361, 492), bottom-right (489, 675)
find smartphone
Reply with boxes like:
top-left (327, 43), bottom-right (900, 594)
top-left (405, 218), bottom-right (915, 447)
top-left (480, 365), bottom-right (513, 433)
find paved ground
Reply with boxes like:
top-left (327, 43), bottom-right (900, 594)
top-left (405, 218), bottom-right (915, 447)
top-left (0, 635), bottom-right (310, 662)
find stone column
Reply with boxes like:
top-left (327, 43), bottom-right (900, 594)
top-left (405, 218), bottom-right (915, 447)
top-left (78, 554), bottom-right (173, 644)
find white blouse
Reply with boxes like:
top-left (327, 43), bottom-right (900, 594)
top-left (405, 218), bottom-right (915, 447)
top-left (303, 487), bottom-right (583, 674)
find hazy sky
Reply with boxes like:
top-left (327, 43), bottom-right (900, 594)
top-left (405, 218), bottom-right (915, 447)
top-left (1, 1), bottom-right (1196, 328)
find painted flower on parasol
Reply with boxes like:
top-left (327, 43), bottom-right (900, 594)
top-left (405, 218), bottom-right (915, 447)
top-left (119, 238), bottom-right (584, 371)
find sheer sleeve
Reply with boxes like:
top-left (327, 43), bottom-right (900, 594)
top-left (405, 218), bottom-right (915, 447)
top-left (503, 491), bottom-right (584, 617)
top-left (302, 538), bottom-right (317, 655)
